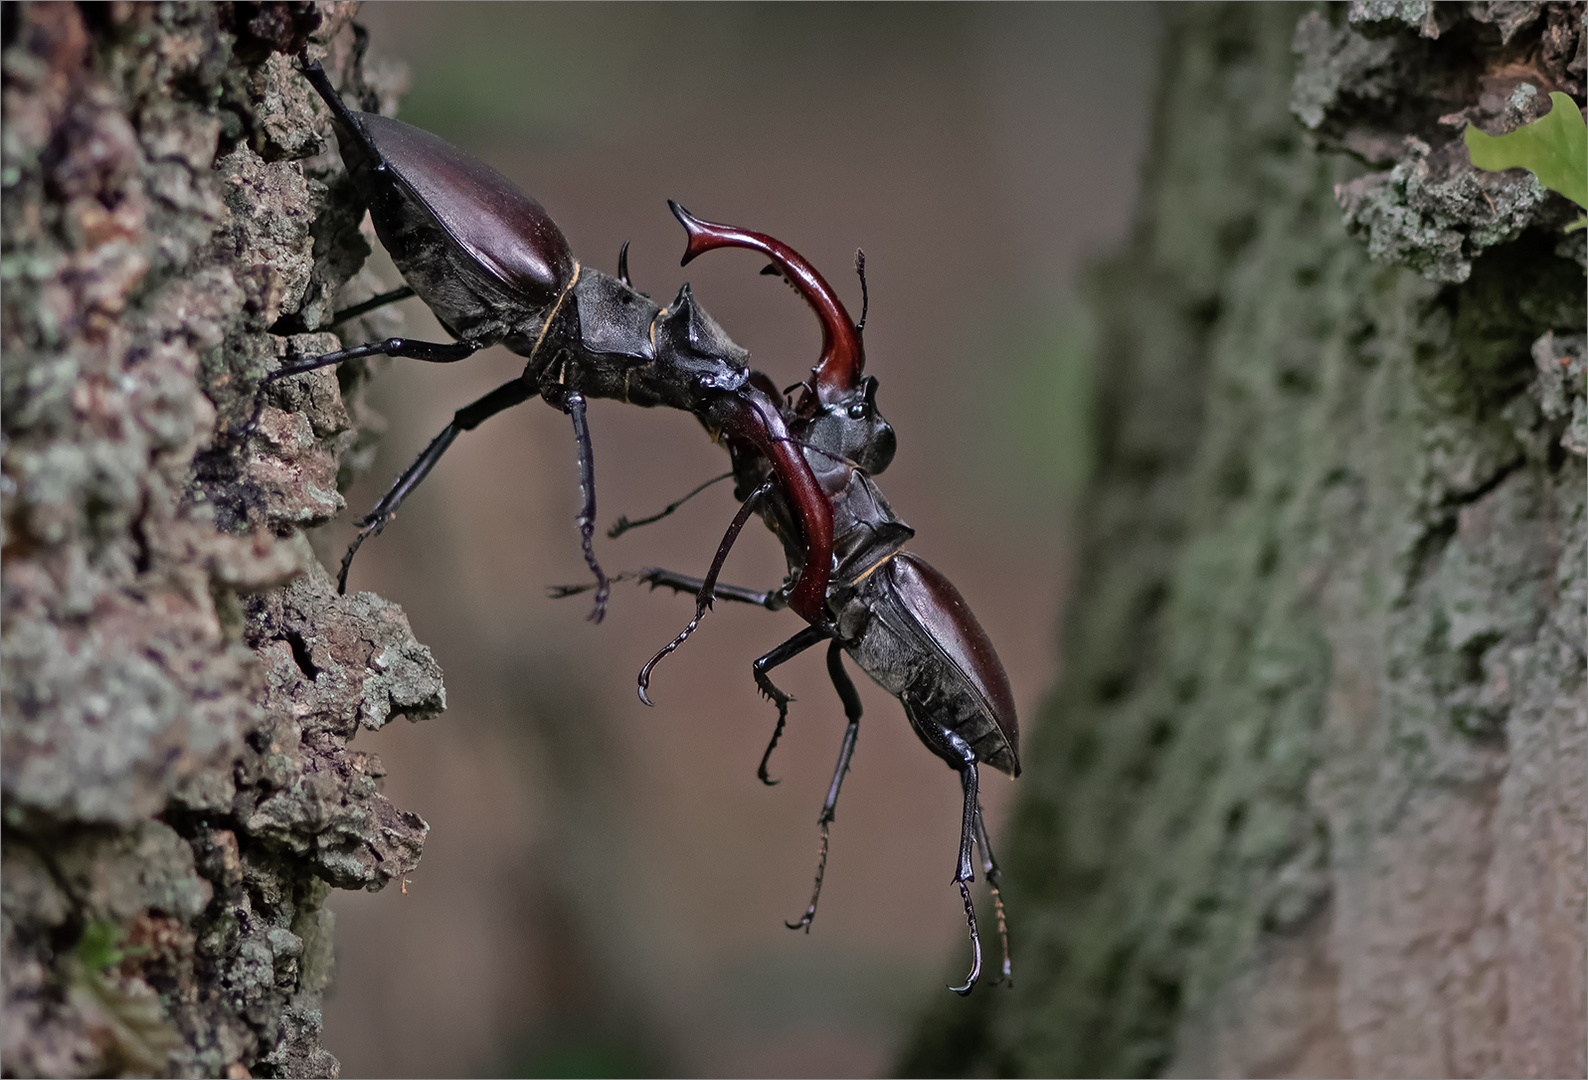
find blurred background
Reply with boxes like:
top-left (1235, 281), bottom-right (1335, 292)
top-left (317, 5), bottom-right (1160, 1076)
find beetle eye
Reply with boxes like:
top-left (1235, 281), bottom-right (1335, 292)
top-left (847, 403), bottom-right (867, 419)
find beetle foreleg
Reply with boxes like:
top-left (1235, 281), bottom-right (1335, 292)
top-left (637, 483), bottom-right (771, 704)
top-left (749, 625), bottom-right (826, 784)
top-left (635, 569), bottom-right (780, 608)
top-left (786, 641), bottom-right (863, 931)
top-left (563, 392), bottom-right (610, 622)
top-left (336, 376), bottom-right (534, 593)
top-left (973, 806), bottom-right (1013, 987)
top-left (941, 725), bottom-right (984, 996)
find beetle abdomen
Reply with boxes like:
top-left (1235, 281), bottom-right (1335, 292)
top-left (849, 554), bottom-right (1019, 776)
top-left (357, 114), bottom-right (574, 303)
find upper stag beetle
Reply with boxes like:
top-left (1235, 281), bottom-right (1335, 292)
top-left (261, 51), bottom-right (834, 624)
top-left (617, 208), bottom-right (1020, 995)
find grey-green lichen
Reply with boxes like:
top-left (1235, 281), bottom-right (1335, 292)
top-left (2, 4), bottom-right (440, 1076)
top-left (1293, 2), bottom-right (1586, 282)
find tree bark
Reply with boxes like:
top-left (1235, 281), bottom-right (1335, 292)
top-left (902, 4), bottom-right (1585, 1077)
top-left (2, 5), bottom-right (442, 1076)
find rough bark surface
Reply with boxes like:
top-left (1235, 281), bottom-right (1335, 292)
top-left (903, 4), bottom-right (1584, 1077)
top-left (2, 4), bottom-right (442, 1076)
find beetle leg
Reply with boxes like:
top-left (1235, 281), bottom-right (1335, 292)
top-left (634, 568), bottom-right (780, 608)
top-left (336, 377), bottom-right (533, 593)
top-left (747, 626), bottom-right (827, 785)
top-left (329, 285), bottom-right (416, 327)
top-left (248, 336), bottom-right (482, 437)
top-left (972, 805), bottom-right (1013, 987)
top-left (786, 640), bottom-right (863, 931)
top-left (607, 471), bottom-right (735, 538)
top-left (637, 483), bottom-right (771, 704)
top-left (562, 392), bottom-right (610, 622)
top-left (939, 724), bottom-right (984, 996)
top-left (263, 336), bottom-right (480, 386)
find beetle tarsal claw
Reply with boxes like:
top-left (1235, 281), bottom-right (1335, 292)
top-left (784, 820), bottom-right (831, 932)
top-left (756, 701), bottom-right (789, 786)
top-left (948, 879), bottom-right (983, 996)
top-left (636, 615), bottom-right (702, 705)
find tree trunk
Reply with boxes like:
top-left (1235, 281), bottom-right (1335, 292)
top-left (2, 5), bottom-right (443, 1076)
top-left (902, 4), bottom-right (1585, 1077)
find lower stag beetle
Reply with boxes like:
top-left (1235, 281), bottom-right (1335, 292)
top-left (261, 51), bottom-right (834, 625)
top-left (612, 208), bottom-right (1020, 995)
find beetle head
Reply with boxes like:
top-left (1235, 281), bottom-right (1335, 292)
top-left (796, 373), bottom-right (896, 475)
top-left (669, 202), bottom-right (864, 414)
top-left (653, 282), bottom-right (750, 394)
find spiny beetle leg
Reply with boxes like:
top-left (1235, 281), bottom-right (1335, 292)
top-left (787, 641), bottom-right (863, 931)
top-left (941, 723), bottom-right (984, 996)
top-left (974, 804), bottom-right (1013, 987)
top-left (337, 376), bottom-right (534, 594)
top-left (563, 392), bottom-right (609, 622)
top-left (637, 484), bottom-right (770, 705)
top-left (951, 880), bottom-right (984, 997)
top-left (637, 569), bottom-right (779, 608)
top-left (751, 625), bottom-right (826, 784)
top-left (546, 572), bottom-right (641, 600)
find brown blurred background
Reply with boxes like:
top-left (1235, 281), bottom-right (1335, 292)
top-left (317, 4), bottom-right (1160, 1076)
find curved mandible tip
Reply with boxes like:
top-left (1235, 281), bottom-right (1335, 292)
top-left (667, 201), bottom-right (864, 408)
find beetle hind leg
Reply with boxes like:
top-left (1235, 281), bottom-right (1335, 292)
top-left (939, 724), bottom-right (984, 996)
top-left (786, 641), bottom-right (863, 931)
top-left (336, 376), bottom-right (532, 593)
top-left (974, 804), bottom-right (1013, 987)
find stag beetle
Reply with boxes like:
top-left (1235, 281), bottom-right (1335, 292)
top-left (610, 208), bottom-right (1020, 995)
top-left (261, 52), bottom-right (834, 624)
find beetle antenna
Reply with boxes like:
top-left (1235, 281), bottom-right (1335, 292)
top-left (608, 471), bottom-right (732, 538)
top-left (637, 483), bottom-right (769, 704)
top-left (617, 241), bottom-right (633, 288)
top-left (854, 250), bottom-right (868, 335)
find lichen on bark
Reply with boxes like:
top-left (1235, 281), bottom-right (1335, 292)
top-left (902, 4), bottom-right (1584, 1077)
top-left (2, 4), bottom-right (442, 1076)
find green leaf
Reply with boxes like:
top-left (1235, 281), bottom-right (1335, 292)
top-left (1465, 91), bottom-right (1588, 214)
top-left (75, 922), bottom-right (126, 973)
